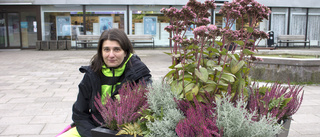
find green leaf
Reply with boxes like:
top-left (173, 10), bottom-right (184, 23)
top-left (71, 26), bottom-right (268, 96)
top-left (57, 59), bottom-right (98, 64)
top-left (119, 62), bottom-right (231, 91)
top-left (216, 41), bottom-right (223, 46)
top-left (258, 87), bottom-right (268, 95)
top-left (268, 95), bottom-right (284, 111)
top-left (218, 80), bottom-right (228, 87)
top-left (206, 60), bottom-right (216, 67)
top-left (220, 48), bottom-right (228, 55)
top-left (221, 73), bottom-right (235, 83)
top-left (185, 85), bottom-right (199, 101)
top-left (207, 80), bottom-right (217, 85)
top-left (174, 63), bottom-right (183, 69)
top-left (280, 97), bottom-right (292, 109)
top-left (170, 80), bottom-right (183, 96)
top-left (187, 45), bottom-right (195, 50)
top-left (247, 27), bottom-right (254, 33)
top-left (213, 66), bottom-right (223, 71)
top-left (233, 40), bottom-right (245, 46)
top-left (249, 39), bottom-right (255, 43)
top-left (185, 63), bottom-right (196, 72)
top-left (203, 83), bottom-right (216, 93)
top-left (195, 68), bottom-right (209, 82)
top-left (228, 54), bottom-right (237, 62)
top-left (238, 78), bottom-right (246, 92)
top-left (163, 52), bottom-right (172, 56)
top-left (195, 93), bottom-right (205, 102)
top-left (164, 69), bottom-right (176, 78)
top-left (180, 74), bottom-right (193, 81)
top-left (184, 83), bottom-right (195, 92)
top-left (234, 53), bottom-right (240, 60)
top-left (243, 49), bottom-right (255, 55)
top-left (231, 60), bottom-right (245, 74)
top-left (168, 64), bottom-right (175, 69)
top-left (208, 47), bottom-right (220, 53)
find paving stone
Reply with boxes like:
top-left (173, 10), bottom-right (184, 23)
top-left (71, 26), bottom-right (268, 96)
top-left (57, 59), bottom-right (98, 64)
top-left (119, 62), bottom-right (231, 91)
top-left (0, 49), bottom-right (320, 136)
top-left (22, 108), bottom-right (55, 116)
top-left (13, 102), bottom-right (45, 110)
top-left (0, 125), bottom-right (8, 134)
top-left (35, 97), bottom-right (63, 102)
top-left (1, 124), bottom-right (44, 135)
top-left (0, 104), bottom-right (17, 110)
top-left (0, 116), bottom-right (33, 125)
top-left (42, 102), bottom-right (73, 109)
top-left (290, 123), bottom-right (320, 135)
top-left (0, 135), bottom-right (17, 137)
top-left (62, 96), bottom-right (77, 102)
top-left (41, 123), bottom-right (68, 135)
top-left (0, 109), bottom-right (23, 117)
top-left (19, 135), bottom-right (54, 137)
top-left (52, 108), bottom-right (72, 116)
top-left (292, 114), bottom-right (320, 123)
top-left (30, 115), bottom-right (68, 124)
top-left (7, 97), bottom-right (37, 104)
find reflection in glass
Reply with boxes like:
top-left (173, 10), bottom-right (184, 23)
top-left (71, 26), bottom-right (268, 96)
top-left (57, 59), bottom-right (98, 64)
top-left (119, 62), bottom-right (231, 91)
top-left (85, 11), bottom-right (124, 35)
top-left (8, 13), bottom-right (20, 47)
top-left (0, 13), bottom-right (7, 48)
top-left (21, 12), bottom-right (38, 48)
top-left (131, 5), bottom-right (170, 46)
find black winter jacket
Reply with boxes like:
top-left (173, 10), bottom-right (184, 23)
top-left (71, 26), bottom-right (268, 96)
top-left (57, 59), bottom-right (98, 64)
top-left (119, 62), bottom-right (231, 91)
top-left (72, 54), bottom-right (152, 137)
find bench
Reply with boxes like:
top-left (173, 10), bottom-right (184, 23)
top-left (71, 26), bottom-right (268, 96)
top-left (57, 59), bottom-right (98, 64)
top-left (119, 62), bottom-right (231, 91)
top-left (76, 35), bottom-right (154, 49)
top-left (127, 35), bottom-right (154, 49)
top-left (76, 35), bottom-right (100, 49)
top-left (277, 35), bottom-right (310, 49)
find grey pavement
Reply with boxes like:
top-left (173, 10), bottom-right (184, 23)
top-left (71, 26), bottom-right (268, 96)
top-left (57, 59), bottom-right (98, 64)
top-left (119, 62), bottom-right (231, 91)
top-left (0, 48), bottom-right (319, 137)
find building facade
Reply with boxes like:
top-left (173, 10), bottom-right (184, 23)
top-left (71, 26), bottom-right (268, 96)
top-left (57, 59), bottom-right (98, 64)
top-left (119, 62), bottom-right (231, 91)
top-left (0, 0), bottom-right (319, 49)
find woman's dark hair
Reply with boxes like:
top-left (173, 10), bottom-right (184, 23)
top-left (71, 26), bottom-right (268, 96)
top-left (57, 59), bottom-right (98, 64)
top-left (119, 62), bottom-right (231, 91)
top-left (91, 28), bottom-right (134, 72)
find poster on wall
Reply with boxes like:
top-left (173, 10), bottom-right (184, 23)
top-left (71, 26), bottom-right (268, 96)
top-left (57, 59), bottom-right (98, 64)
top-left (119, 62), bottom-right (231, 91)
top-left (143, 16), bottom-right (157, 35)
top-left (56, 16), bottom-right (71, 36)
top-left (99, 16), bottom-right (113, 34)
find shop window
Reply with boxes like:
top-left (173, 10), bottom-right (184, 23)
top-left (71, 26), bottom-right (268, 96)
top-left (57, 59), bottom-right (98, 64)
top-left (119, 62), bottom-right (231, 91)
top-left (131, 5), bottom-right (170, 46)
top-left (85, 12), bottom-right (125, 35)
top-left (21, 12), bottom-right (38, 48)
top-left (42, 5), bottom-right (83, 41)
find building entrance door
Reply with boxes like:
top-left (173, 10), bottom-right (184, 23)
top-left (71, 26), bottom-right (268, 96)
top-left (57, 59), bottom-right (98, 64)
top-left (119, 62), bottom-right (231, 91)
top-left (0, 13), bottom-right (21, 48)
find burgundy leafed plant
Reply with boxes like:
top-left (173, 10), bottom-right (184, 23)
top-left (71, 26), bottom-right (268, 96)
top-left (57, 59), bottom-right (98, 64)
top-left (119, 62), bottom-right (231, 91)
top-left (92, 82), bottom-right (149, 130)
top-left (247, 82), bottom-right (304, 122)
top-left (176, 92), bottom-right (222, 137)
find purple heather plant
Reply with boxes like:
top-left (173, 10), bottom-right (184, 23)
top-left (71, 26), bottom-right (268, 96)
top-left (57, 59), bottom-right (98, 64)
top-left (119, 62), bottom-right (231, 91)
top-left (247, 82), bottom-right (304, 122)
top-left (176, 92), bottom-right (222, 137)
top-left (92, 82), bottom-right (149, 130)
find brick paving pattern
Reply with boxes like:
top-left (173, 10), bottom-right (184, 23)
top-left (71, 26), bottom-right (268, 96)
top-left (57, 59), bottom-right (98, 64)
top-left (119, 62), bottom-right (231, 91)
top-left (0, 49), bottom-right (319, 137)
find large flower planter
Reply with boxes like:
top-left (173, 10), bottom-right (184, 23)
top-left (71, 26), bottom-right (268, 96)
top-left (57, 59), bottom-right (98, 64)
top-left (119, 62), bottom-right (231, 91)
top-left (276, 118), bottom-right (292, 137)
top-left (91, 126), bottom-right (140, 137)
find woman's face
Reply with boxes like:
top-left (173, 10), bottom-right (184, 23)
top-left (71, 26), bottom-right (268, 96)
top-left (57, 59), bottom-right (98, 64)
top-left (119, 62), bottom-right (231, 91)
top-left (102, 40), bottom-right (127, 68)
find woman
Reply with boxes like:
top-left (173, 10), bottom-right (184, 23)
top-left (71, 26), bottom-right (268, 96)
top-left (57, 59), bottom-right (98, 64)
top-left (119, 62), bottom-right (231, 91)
top-left (58, 28), bottom-right (152, 137)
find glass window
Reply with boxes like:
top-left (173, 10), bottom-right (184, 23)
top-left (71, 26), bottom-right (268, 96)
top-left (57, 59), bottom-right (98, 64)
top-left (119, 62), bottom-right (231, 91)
top-left (42, 5), bottom-right (82, 41)
top-left (308, 9), bottom-right (320, 46)
top-left (0, 13), bottom-right (7, 48)
top-left (290, 8), bottom-right (307, 35)
top-left (131, 5), bottom-right (170, 47)
top-left (271, 8), bottom-right (288, 42)
top-left (21, 12), bottom-right (38, 48)
top-left (215, 6), bottom-right (223, 28)
top-left (8, 13), bottom-right (20, 47)
top-left (86, 6), bottom-right (126, 35)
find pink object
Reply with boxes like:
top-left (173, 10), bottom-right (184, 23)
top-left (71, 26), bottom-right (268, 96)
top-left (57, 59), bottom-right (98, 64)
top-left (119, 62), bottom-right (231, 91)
top-left (55, 125), bottom-right (72, 137)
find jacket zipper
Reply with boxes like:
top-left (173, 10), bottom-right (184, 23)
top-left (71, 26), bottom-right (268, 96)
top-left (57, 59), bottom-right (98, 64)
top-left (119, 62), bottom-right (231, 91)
top-left (111, 68), bottom-right (115, 95)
